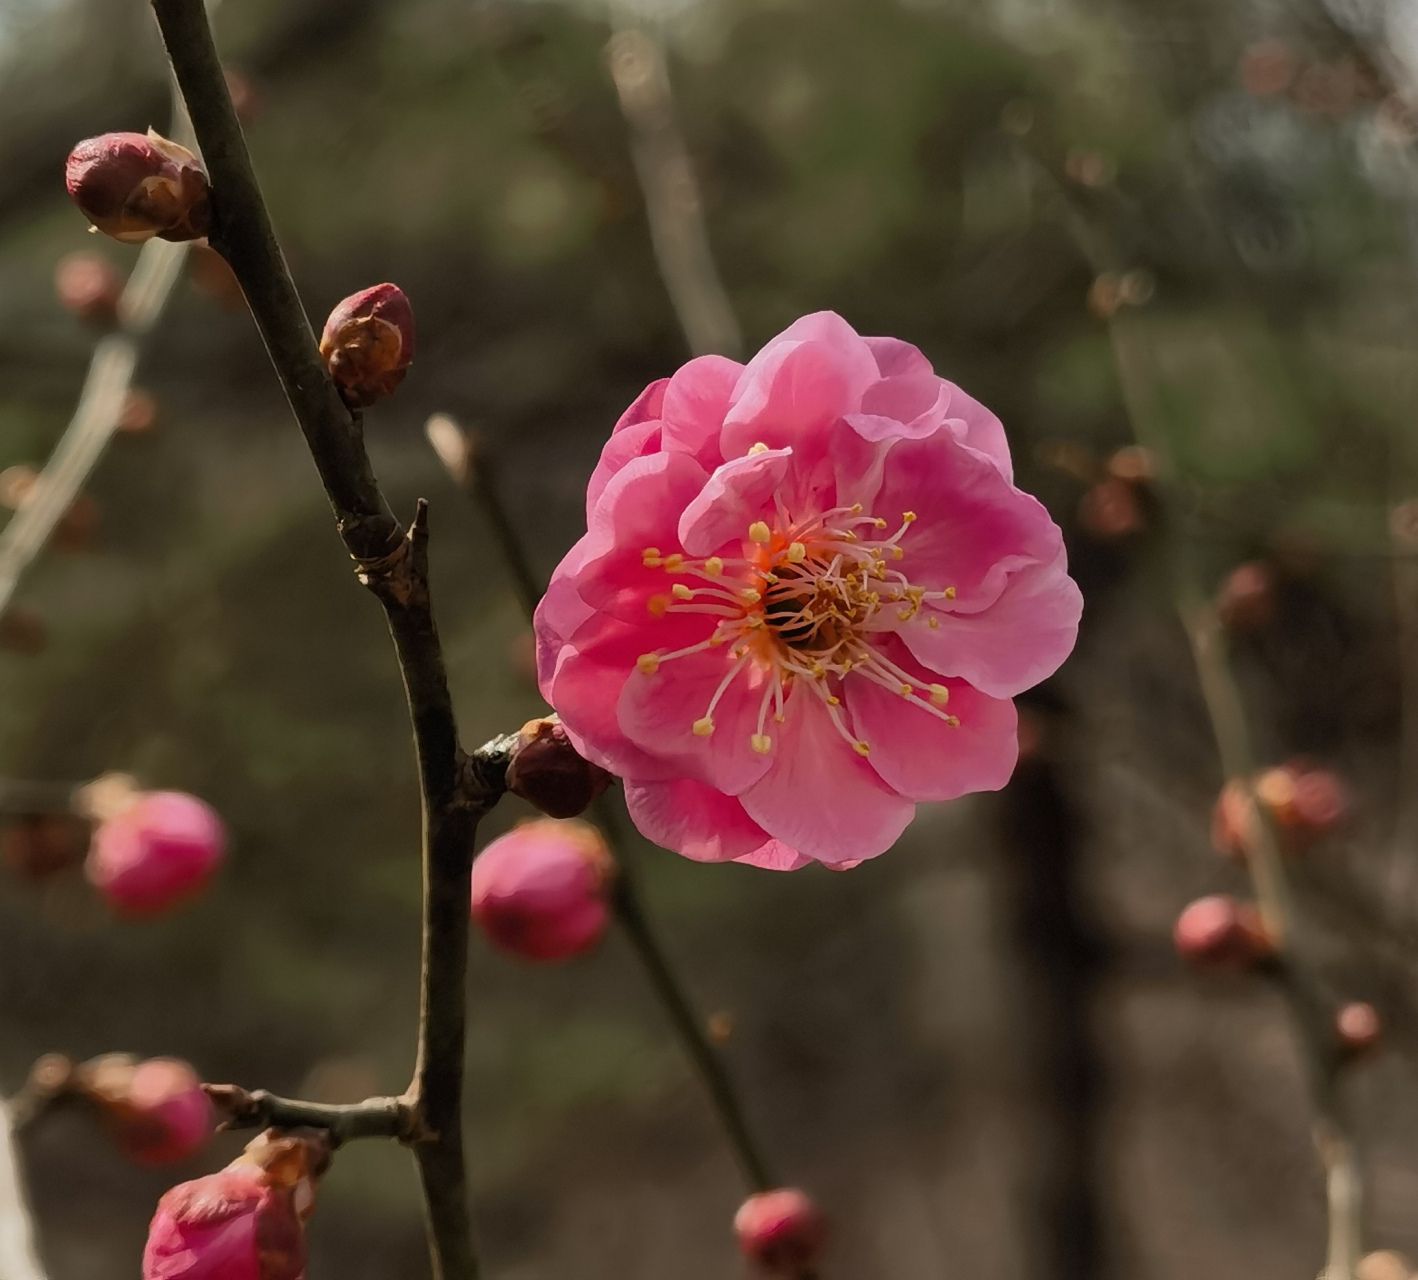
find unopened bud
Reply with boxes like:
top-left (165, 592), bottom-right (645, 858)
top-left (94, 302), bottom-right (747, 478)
top-left (471, 818), bottom-right (614, 962)
top-left (1254, 761), bottom-right (1349, 845)
top-left (1210, 779), bottom-right (1259, 859)
top-left (65, 130), bottom-right (209, 244)
top-left (54, 251), bottom-right (122, 324)
top-left (0, 813), bottom-right (89, 881)
top-left (78, 1054), bottom-right (213, 1165)
top-left (734, 1188), bottom-right (827, 1275)
top-left (1173, 894), bottom-right (1274, 969)
top-left (1358, 1251), bottom-right (1414, 1280)
top-left (1106, 444), bottom-right (1155, 482)
top-left (318, 284), bottom-right (415, 407)
top-left (506, 716), bottom-right (611, 818)
top-left (1336, 1001), bottom-right (1382, 1059)
top-left (1216, 561), bottom-right (1275, 632)
top-left (85, 790), bottom-right (226, 917)
top-left (142, 1128), bottom-right (327, 1280)
top-left (1078, 477), bottom-right (1143, 539)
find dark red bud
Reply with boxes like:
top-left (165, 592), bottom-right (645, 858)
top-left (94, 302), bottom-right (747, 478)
top-left (318, 284), bottom-right (415, 407)
top-left (734, 1188), bottom-right (827, 1275)
top-left (55, 251), bottom-right (122, 324)
top-left (506, 716), bottom-right (611, 819)
top-left (1173, 895), bottom-right (1275, 970)
top-left (65, 130), bottom-right (209, 244)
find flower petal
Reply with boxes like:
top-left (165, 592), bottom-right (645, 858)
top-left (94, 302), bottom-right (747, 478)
top-left (864, 334), bottom-right (932, 378)
top-left (624, 777), bottom-right (776, 863)
top-left (586, 418), bottom-right (663, 520)
top-left (661, 354), bottom-right (742, 467)
top-left (943, 381), bottom-right (1012, 481)
top-left (733, 840), bottom-right (813, 871)
top-left (738, 681), bottom-right (915, 864)
top-left (678, 447), bottom-right (792, 556)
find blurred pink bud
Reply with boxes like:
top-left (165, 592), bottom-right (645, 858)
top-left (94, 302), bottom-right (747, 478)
top-left (1256, 761), bottom-right (1349, 844)
top-left (1173, 895), bottom-right (1274, 969)
top-left (1336, 1001), bottom-right (1382, 1058)
top-left (1358, 1251), bottom-right (1414, 1280)
top-left (1106, 444), bottom-right (1155, 482)
top-left (318, 284), bottom-right (415, 408)
top-left (506, 716), bottom-right (612, 819)
top-left (1216, 561), bottom-right (1275, 632)
top-left (65, 130), bottom-right (209, 244)
top-left (471, 818), bottom-right (614, 962)
top-left (55, 251), bottom-right (122, 324)
top-left (1078, 478), bottom-right (1143, 539)
top-left (118, 389), bottom-right (159, 434)
top-left (734, 1188), bottom-right (827, 1275)
top-left (143, 1128), bottom-right (328, 1280)
top-left (86, 790), bottom-right (226, 917)
top-left (1210, 779), bottom-right (1258, 859)
top-left (81, 1055), bottom-right (213, 1165)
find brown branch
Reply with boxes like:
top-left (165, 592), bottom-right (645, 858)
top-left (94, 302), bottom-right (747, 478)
top-left (147, 4), bottom-right (507, 1276)
top-left (203, 1085), bottom-right (413, 1145)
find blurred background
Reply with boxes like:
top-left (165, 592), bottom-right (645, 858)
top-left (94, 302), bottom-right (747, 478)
top-left (3, 0), bottom-right (1418, 1275)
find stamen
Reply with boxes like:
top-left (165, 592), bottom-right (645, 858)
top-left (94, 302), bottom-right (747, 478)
top-left (692, 717), bottom-right (715, 737)
top-left (749, 521), bottom-right (772, 544)
top-left (748, 441), bottom-right (769, 455)
top-left (663, 553), bottom-right (684, 572)
top-left (637, 654), bottom-right (660, 674)
top-left (647, 594), bottom-right (670, 616)
top-left (929, 684), bottom-right (950, 706)
top-left (704, 556), bottom-right (723, 576)
top-left (672, 583), bottom-right (693, 600)
top-left (750, 733), bottom-right (773, 754)
top-left (787, 542), bottom-right (806, 563)
top-left (642, 547), bottom-right (662, 567)
top-left (853, 740), bottom-right (871, 755)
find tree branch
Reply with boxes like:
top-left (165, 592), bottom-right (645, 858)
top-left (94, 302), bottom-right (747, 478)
top-left (148, 4), bottom-right (503, 1276)
top-left (203, 1085), bottom-right (413, 1145)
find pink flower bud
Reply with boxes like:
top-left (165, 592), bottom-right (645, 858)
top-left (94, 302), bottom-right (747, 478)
top-left (54, 251), bottom-right (122, 324)
top-left (1210, 779), bottom-right (1258, 859)
top-left (1077, 478), bottom-right (1143, 539)
top-left (86, 790), bottom-right (226, 917)
top-left (1173, 894), bottom-right (1275, 970)
top-left (78, 1055), bottom-right (213, 1165)
top-left (1336, 1001), bottom-right (1382, 1058)
top-left (1216, 561), bottom-right (1275, 632)
top-left (143, 1129), bottom-right (328, 1280)
top-left (506, 716), bottom-right (612, 819)
top-left (318, 284), bottom-right (415, 407)
top-left (65, 130), bottom-right (209, 244)
top-left (1268, 761), bottom-right (1349, 841)
top-left (471, 818), bottom-right (614, 962)
top-left (734, 1188), bottom-right (827, 1275)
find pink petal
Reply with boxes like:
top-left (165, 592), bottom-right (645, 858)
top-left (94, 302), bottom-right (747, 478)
top-left (619, 646), bottom-right (777, 794)
top-left (943, 381), bottom-right (1013, 481)
top-left (678, 447), bottom-right (793, 556)
top-left (856, 372), bottom-right (945, 429)
top-left (845, 640), bottom-right (1019, 801)
top-left (899, 549), bottom-right (1083, 698)
top-left (864, 335), bottom-right (933, 378)
top-left (535, 533), bottom-right (598, 699)
top-left (757, 312), bottom-right (881, 389)
top-left (661, 354), bottom-right (742, 467)
top-left (733, 840), bottom-right (814, 871)
top-left (738, 681), bottom-right (915, 864)
top-left (613, 378), bottom-right (668, 434)
top-left (624, 778), bottom-right (775, 863)
top-left (586, 418), bottom-right (663, 520)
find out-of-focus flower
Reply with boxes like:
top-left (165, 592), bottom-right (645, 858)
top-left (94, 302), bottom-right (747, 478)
top-left (1106, 445), bottom-right (1155, 482)
top-left (55, 251), bottom-right (122, 324)
top-left (734, 1188), bottom-right (827, 1275)
top-left (65, 130), bottom-right (209, 244)
top-left (536, 313), bottom-right (1080, 868)
top-left (86, 790), bottom-right (226, 917)
top-left (1358, 1251), bottom-right (1414, 1280)
top-left (0, 465), bottom-right (97, 550)
top-left (506, 716), bottom-right (611, 818)
top-left (706, 1010), bottom-right (734, 1043)
top-left (0, 813), bottom-right (89, 880)
top-left (471, 818), bottom-right (614, 962)
top-left (1336, 1001), bottom-right (1381, 1059)
top-left (1173, 895), bottom-right (1274, 969)
top-left (79, 1055), bottom-right (213, 1165)
top-left (119, 389), bottom-right (160, 434)
top-left (318, 284), bottom-right (415, 408)
top-left (1216, 561), bottom-right (1275, 632)
top-left (1078, 477), bottom-right (1143, 539)
top-left (1211, 762), bottom-right (1348, 858)
top-left (142, 1128), bottom-right (328, 1280)
top-left (0, 464), bottom-right (36, 508)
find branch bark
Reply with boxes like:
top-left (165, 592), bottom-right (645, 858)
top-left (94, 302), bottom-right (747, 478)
top-left (148, 4), bottom-right (502, 1276)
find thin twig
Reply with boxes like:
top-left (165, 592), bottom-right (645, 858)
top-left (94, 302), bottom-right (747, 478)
top-left (425, 413), bottom-right (779, 1192)
top-left (203, 1084), bottom-right (413, 1146)
top-left (605, 23), bottom-right (742, 359)
top-left (148, 5), bottom-right (501, 1276)
top-left (0, 780), bottom-right (81, 817)
top-left (0, 1103), bottom-right (45, 1280)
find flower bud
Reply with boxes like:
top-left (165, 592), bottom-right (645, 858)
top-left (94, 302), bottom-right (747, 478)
top-left (86, 790), bottom-right (226, 917)
top-left (1210, 779), bottom-right (1258, 859)
top-left (142, 1128), bottom-right (328, 1280)
top-left (318, 284), bottom-right (414, 407)
top-left (734, 1188), bottom-right (827, 1275)
top-left (1260, 761), bottom-right (1349, 842)
top-left (118, 389), bottom-right (159, 434)
top-left (1358, 1251), bottom-right (1414, 1280)
top-left (54, 251), bottom-right (122, 324)
top-left (1173, 895), bottom-right (1275, 970)
top-left (506, 716), bottom-right (612, 818)
top-left (79, 1054), bottom-right (213, 1165)
top-left (1216, 561), bottom-right (1275, 632)
top-left (1077, 478), bottom-right (1143, 539)
top-left (471, 818), bottom-right (614, 962)
top-left (1336, 1001), bottom-right (1382, 1059)
top-left (65, 130), bottom-right (209, 244)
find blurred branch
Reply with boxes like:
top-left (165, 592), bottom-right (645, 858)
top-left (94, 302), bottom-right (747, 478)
top-left (0, 1103), bottom-right (45, 1280)
top-left (0, 780), bottom-right (81, 817)
top-left (605, 25), bottom-right (742, 359)
top-left (425, 412), bottom-right (780, 1193)
top-left (148, 5), bottom-right (506, 1277)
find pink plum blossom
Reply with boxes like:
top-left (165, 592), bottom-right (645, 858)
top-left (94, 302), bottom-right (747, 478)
top-left (535, 312), bottom-right (1081, 868)
top-left (86, 790), bottom-right (226, 916)
top-left (115, 1059), bottom-right (214, 1165)
top-left (734, 1188), bottom-right (827, 1273)
top-left (471, 818), bottom-right (614, 961)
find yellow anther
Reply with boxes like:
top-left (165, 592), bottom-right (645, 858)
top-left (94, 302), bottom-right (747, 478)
top-left (852, 740), bottom-right (871, 756)
top-left (897, 607), bottom-right (913, 621)
top-left (945, 715), bottom-right (960, 728)
top-left (750, 733), bottom-right (773, 754)
top-left (704, 556), bottom-right (723, 576)
top-left (841, 531), bottom-right (858, 542)
top-left (642, 547), bottom-right (663, 567)
top-left (944, 586), bottom-right (956, 599)
top-left (899, 683), bottom-right (913, 696)
top-left (850, 503), bottom-right (863, 514)
top-left (826, 695), bottom-right (840, 706)
top-left (773, 712), bottom-right (785, 723)
top-left (928, 616), bottom-right (940, 629)
top-left (748, 441), bottom-right (769, 455)
top-left (663, 553), bottom-right (684, 572)
top-left (746, 614), bottom-right (765, 629)
top-left (692, 716), bottom-right (715, 737)
top-left (873, 518), bottom-right (887, 529)
top-left (647, 594), bottom-right (670, 616)
top-left (902, 510), bottom-right (917, 522)
top-left (749, 521), bottom-right (772, 544)
top-left (739, 587), bottom-right (762, 604)
top-left (672, 583), bottom-right (694, 600)
top-left (929, 684), bottom-right (950, 707)
top-left (891, 546), bottom-right (904, 560)
top-left (637, 653), bottom-right (660, 674)
top-left (787, 541), bottom-right (806, 563)
top-left (810, 662), bottom-right (826, 678)
top-left (708, 631), bottom-right (727, 646)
